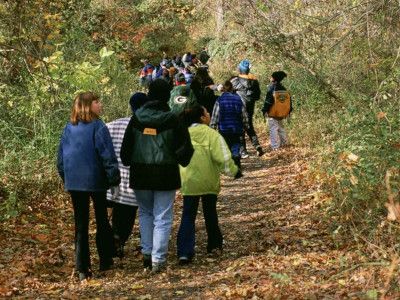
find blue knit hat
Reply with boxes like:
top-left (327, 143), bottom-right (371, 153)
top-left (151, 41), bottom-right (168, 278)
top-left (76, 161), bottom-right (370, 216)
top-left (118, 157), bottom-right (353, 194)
top-left (238, 59), bottom-right (251, 74)
top-left (129, 92), bottom-right (148, 113)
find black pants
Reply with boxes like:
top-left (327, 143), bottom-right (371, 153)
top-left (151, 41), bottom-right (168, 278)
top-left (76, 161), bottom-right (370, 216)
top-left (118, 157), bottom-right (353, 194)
top-left (241, 100), bottom-right (261, 151)
top-left (177, 194), bottom-right (223, 258)
top-left (70, 191), bottom-right (114, 272)
top-left (111, 202), bottom-right (138, 246)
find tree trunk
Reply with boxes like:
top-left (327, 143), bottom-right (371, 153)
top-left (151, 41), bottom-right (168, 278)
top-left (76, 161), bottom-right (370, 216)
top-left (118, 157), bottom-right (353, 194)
top-left (216, 0), bottom-right (224, 38)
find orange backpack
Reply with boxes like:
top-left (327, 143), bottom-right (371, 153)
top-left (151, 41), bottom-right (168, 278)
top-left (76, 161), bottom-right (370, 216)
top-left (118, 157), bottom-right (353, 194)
top-left (268, 90), bottom-right (291, 119)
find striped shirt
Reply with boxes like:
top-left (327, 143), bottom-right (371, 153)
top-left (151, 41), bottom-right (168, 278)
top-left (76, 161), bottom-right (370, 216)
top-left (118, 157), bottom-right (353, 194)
top-left (106, 118), bottom-right (137, 206)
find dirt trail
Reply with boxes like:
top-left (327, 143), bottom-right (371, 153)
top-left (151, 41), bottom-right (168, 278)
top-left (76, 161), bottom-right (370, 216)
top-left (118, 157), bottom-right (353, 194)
top-left (0, 140), bottom-right (390, 299)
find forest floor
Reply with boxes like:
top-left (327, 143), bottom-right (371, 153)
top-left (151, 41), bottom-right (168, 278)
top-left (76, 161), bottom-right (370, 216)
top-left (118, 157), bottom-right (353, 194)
top-left (0, 136), bottom-right (398, 299)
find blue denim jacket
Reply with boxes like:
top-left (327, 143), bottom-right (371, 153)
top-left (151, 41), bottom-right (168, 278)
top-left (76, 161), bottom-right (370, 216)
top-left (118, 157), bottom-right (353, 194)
top-left (57, 119), bottom-right (121, 191)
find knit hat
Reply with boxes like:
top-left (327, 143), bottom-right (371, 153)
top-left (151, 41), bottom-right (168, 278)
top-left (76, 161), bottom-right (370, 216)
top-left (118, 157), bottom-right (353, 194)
top-left (271, 71), bottom-right (287, 82)
top-left (238, 59), bottom-right (251, 74)
top-left (129, 92), bottom-right (148, 113)
top-left (148, 79), bottom-right (171, 102)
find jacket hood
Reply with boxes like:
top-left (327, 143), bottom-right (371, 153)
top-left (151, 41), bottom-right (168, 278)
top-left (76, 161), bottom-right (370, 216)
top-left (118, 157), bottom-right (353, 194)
top-left (135, 101), bottom-right (177, 128)
top-left (188, 124), bottom-right (209, 143)
top-left (239, 73), bottom-right (257, 80)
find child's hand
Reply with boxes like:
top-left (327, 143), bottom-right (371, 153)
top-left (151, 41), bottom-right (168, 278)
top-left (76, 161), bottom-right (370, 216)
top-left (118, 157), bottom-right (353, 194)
top-left (111, 186), bottom-right (120, 200)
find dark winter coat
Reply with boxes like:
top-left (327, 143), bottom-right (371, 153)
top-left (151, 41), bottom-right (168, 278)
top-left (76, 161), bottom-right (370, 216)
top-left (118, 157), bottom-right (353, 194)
top-left (120, 101), bottom-right (194, 190)
top-left (190, 80), bottom-right (217, 116)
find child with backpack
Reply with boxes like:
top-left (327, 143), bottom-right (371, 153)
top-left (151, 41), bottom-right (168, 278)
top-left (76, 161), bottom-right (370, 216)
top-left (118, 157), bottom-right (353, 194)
top-left (261, 71), bottom-right (292, 150)
top-left (176, 104), bottom-right (240, 265)
top-left (231, 59), bottom-right (265, 158)
top-left (57, 92), bottom-right (121, 281)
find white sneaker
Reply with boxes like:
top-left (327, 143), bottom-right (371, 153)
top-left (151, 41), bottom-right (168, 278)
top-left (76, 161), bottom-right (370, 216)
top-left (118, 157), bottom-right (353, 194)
top-left (241, 151), bottom-right (249, 159)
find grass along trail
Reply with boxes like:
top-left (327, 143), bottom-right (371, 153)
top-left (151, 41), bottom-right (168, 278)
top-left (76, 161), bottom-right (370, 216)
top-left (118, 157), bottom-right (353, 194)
top-left (0, 137), bottom-right (394, 298)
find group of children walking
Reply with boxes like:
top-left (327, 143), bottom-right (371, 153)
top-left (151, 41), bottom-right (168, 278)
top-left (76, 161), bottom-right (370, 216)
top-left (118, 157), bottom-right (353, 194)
top-left (139, 49), bottom-right (210, 88)
top-left (57, 58), bottom-right (292, 281)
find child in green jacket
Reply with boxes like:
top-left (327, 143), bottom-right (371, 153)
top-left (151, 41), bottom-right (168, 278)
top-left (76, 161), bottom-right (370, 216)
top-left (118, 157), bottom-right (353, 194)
top-left (177, 104), bottom-right (239, 264)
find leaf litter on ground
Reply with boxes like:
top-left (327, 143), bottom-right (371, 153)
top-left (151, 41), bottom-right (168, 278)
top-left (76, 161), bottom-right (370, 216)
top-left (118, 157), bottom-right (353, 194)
top-left (0, 136), bottom-right (398, 298)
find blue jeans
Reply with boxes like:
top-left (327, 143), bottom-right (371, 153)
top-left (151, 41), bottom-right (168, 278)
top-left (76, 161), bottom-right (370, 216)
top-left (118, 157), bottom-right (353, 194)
top-left (177, 194), bottom-right (223, 258)
top-left (221, 133), bottom-right (241, 158)
top-left (134, 190), bottom-right (175, 263)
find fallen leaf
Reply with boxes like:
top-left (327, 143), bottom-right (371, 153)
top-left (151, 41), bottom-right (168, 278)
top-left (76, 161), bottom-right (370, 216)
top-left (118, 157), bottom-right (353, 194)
top-left (33, 234), bottom-right (49, 243)
top-left (347, 153), bottom-right (359, 163)
top-left (350, 174), bottom-right (358, 185)
top-left (385, 202), bottom-right (400, 221)
top-left (132, 284), bottom-right (144, 290)
top-left (377, 111), bottom-right (387, 120)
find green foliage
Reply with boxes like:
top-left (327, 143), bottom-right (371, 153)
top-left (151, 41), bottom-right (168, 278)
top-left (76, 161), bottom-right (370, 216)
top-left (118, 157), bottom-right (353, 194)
top-left (0, 0), bottom-right (203, 219)
top-left (209, 0), bottom-right (400, 238)
top-left (0, 1), bottom-right (138, 218)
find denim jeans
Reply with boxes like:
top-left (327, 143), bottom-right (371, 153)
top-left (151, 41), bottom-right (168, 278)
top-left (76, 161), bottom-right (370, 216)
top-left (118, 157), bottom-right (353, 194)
top-left (70, 191), bottom-right (114, 272)
top-left (177, 194), bottom-right (223, 258)
top-left (221, 133), bottom-right (241, 158)
top-left (267, 117), bottom-right (287, 150)
top-left (134, 189), bottom-right (176, 263)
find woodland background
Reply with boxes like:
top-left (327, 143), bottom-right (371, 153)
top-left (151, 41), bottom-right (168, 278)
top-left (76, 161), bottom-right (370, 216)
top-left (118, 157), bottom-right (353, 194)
top-left (0, 0), bottom-right (399, 296)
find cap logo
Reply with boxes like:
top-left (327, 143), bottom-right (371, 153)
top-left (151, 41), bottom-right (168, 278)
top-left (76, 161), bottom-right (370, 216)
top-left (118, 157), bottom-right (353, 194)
top-left (174, 96), bottom-right (188, 105)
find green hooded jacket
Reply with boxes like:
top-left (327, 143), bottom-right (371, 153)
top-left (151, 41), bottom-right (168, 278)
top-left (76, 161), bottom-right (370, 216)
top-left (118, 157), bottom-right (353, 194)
top-left (179, 124), bottom-right (238, 195)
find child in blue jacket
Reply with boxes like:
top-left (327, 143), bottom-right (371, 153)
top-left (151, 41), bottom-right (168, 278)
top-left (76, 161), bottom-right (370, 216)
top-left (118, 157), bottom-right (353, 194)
top-left (57, 92), bottom-right (121, 281)
top-left (210, 80), bottom-right (248, 172)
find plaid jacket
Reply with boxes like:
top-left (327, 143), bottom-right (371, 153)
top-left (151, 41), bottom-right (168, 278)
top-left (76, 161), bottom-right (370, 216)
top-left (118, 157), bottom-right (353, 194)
top-left (106, 118), bottom-right (137, 206)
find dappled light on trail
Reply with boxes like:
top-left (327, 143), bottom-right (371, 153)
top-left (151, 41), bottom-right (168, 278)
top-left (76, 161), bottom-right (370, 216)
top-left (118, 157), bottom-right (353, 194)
top-left (1, 136), bottom-right (395, 298)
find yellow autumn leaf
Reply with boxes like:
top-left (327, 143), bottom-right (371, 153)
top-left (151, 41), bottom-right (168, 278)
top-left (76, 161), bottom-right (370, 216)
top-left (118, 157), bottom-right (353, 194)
top-left (131, 284), bottom-right (144, 290)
